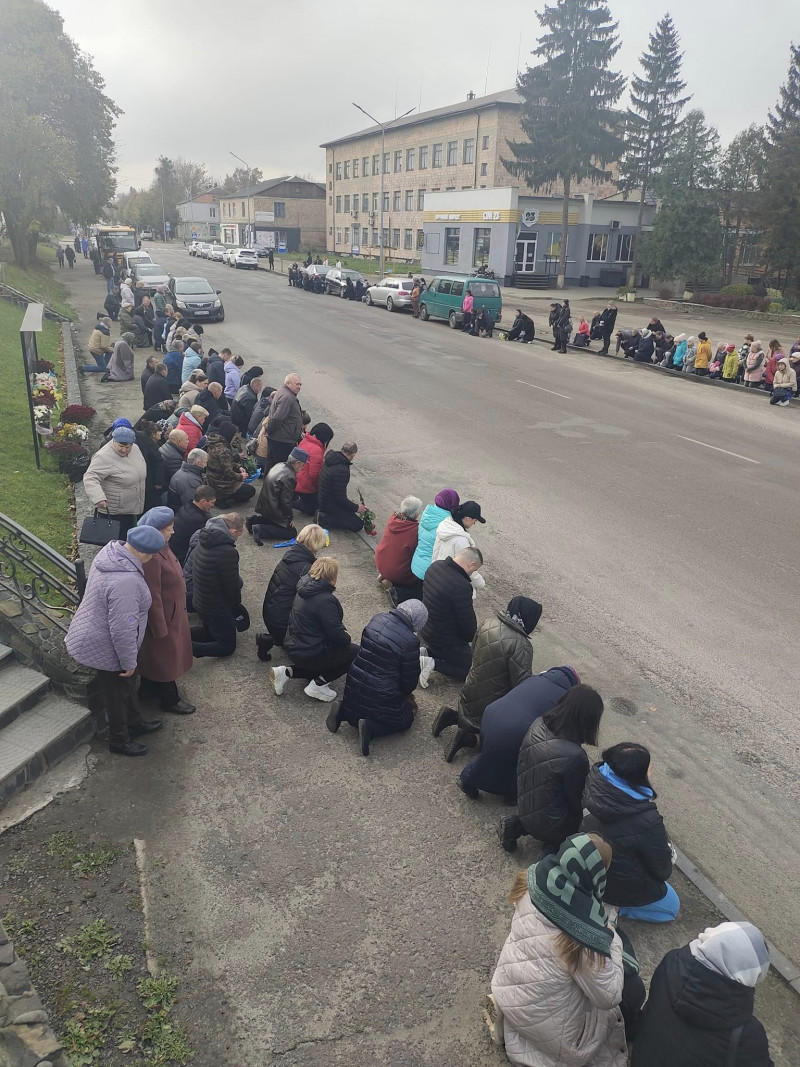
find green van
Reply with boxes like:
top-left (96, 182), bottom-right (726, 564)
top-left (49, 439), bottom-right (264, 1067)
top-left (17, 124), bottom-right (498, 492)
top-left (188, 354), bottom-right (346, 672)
top-left (419, 276), bottom-right (503, 329)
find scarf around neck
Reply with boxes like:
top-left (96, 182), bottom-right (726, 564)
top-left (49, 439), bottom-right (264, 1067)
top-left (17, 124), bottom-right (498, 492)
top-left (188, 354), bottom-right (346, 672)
top-left (528, 834), bottom-right (613, 957)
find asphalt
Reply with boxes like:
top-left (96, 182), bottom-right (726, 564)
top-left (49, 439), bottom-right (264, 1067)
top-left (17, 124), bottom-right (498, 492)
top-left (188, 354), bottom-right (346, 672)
top-left (38, 244), bottom-right (800, 1065)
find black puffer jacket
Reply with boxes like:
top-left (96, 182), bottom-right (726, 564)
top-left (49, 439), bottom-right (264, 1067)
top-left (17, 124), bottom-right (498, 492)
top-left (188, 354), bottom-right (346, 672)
top-left (254, 461), bottom-right (296, 526)
top-left (580, 763), bottom-right (673, 907)
top-left (631, 945), bottom-right (772, 1067)
top-left (169, 502), bottom-right (209, 565)
top-left (419, 557), bottom-right (476, 654)
top-left (191, 516), bottom-right (242, 616)
top-left (261, 543), bottom-right (315, 639)
top-left (317, 451), bottom-right (357, 516)
top-left (458, 612), bottom-right (534, 728)
top-left (516, 696), bottom-right (589, 848)
top-left (159, 440), bottom-right (185, 484)
top-left (230, 384), bottom-right (259, 433)
top-left (340, 609), bottom-right (420, 728)
top-left (284, 574), bottom-right (350, 661)
top-left (206, 352), bottom-right (225, 387)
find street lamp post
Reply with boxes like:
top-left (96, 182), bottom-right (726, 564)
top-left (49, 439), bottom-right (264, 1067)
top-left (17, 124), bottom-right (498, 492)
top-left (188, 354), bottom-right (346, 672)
top-left (230, 151), bottom-right (252, 245)
top-left (353, 103), bottom-right (415, 278)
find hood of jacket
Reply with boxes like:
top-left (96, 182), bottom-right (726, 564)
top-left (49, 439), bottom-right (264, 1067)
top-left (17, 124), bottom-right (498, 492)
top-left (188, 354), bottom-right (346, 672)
top-left (418, 504), bottom-right (450, 535)
top-left (295, 573), bottom-right (335, 599)
top-left (435, 515), bottom-right (469, 546)
top-left (323, 450), bottom-right (351, 471)
top-left (199, 515), bottom-right (234, 548)
top-left (663, 945), bottom-right (757, 1031)
top-left (92, 539), bottom-right (144, 578)
top-left (583, 762), bottom-right (656, 824)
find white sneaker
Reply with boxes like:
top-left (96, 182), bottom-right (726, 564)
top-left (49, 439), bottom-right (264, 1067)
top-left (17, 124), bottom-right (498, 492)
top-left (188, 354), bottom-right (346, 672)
top-left (270, 665), bottom-right (291, 695)
top-left (780, 398), bottom-right (790, 406)
top-left (419, 655), bottom-right (435, 689)
top-left (304, 679), bottom-right (338, 702)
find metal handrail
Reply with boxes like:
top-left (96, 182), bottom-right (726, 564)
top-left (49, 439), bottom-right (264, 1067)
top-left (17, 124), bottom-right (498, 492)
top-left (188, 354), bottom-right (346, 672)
top-left (0, 512), bottom-right (84, 632)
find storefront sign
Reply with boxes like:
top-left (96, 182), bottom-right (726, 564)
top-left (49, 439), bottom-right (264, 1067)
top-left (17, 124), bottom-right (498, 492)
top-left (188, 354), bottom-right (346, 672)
top-left (482, 211), bottom-right (501, 221)
top-left (520, 209), bottom-right (540, 229)
top-left (255, 211), bottom-right (275, 223)
top-left (434, 213), bottom-right (461, 221)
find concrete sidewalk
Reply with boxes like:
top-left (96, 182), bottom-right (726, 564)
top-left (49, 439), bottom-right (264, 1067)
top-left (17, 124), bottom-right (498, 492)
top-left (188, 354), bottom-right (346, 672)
top-left (16, 250), bottom-right (798, 1065)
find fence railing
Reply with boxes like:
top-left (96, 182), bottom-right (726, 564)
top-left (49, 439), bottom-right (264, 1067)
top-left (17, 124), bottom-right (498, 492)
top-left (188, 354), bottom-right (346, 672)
top-left (0, 512), bottom-right (84, 632)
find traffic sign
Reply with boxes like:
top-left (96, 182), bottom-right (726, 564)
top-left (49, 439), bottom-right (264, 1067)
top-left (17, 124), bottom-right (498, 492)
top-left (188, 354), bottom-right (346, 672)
top-left (278, 241), bottom-right (287, 253)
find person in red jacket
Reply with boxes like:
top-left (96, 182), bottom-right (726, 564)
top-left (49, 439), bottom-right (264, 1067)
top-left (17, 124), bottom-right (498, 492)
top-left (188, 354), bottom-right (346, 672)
top-left (176, 406), bottom-right (208, 455)
top-left (294, 423), bottom-right (333, 514)
top-left (375, 496), bottom-right (424, 603)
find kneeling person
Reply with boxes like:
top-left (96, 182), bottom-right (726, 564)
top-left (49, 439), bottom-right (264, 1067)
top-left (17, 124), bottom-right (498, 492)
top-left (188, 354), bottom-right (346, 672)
top-left (249, 447), bottom-right (308, 544)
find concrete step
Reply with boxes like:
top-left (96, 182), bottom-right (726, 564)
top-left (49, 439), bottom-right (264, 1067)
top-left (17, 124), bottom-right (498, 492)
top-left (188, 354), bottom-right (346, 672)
top-left (0, 643), bottom-right (12, 666)
top-left (0, 663), bottom-right (51, 730)
top-left (0, 695), bottom-right (94, 805)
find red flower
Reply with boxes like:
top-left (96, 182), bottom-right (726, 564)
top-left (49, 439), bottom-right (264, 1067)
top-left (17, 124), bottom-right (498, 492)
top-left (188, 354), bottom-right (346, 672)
top-left (61, 404), bottom-right (96, 424)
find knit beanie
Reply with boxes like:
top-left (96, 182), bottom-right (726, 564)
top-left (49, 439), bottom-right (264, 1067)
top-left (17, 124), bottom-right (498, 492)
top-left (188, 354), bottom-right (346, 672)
top-left (396, 599), bottom-right (428, 633)
top-left (434, 488), bottom-right (460, 510)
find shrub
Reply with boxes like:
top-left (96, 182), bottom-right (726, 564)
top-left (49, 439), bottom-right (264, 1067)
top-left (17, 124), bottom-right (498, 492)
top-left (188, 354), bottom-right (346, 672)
top-left (61, 403), bottom-right (96, 424)
top-left (690, 293), bottom-right (771, 311)
top-left (44, 440), bottom-right (87, 458)
top-left (720, 284), bottom-right (753, 295)
top-left (781, 294), bottom-right (800, 311)
top-left (766, 287), bottom-right (782, 301)
top-left (769, 302), bottom-right (784, 313)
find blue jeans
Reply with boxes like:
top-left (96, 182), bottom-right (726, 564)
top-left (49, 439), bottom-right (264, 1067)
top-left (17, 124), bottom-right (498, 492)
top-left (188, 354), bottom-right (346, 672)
top-left (619, 882), bottom-right (680, 923)
top-left (106, 277), bottom-right (114, 293)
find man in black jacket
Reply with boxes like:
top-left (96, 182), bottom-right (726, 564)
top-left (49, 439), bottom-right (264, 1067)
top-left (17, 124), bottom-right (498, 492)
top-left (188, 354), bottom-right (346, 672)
top-left (159, 429), bottom-right (190, 485)
top-left (419, 549), bottom-right (482, 683)
top-left (230, 378), bottom-right (263, 433)
top-left (140, 355), bottom-right (158, 396)
top-left (190, 513), bottom-right (244, 658)
top-left (194, 382), bottom-right (228, 425)
top-left (317, 442), bottom-right (365, 531)
top-left (248, 447), bottom-right (308, 544)
top-left (169, 486), bottom-right (216, 564)
top-left (506, 309), bottom-right (535, 343)
top-left (142, 363), bottom-right (173, 409)
top-left (168, 449), bottom-right (208, 510)
top-left (598, 301), bottom-right (617, 354)
top-left (205, 348), bottom-right (227, 387)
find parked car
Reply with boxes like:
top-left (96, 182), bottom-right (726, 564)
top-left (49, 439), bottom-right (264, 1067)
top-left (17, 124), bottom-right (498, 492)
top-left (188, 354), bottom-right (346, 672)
top-left (194, 243), bottom-right (211, 259)
top-left (207, 245), bottom-right (227, 262)
top-left (188, 241), bottom-right (201, 256)
top-left (302, 264), bottom-right (331, 284)
top-left (131, 262), bottom-right (171, 293)
top-left (140, 229), bottom-right (154, 241)
top-left (123, 251), bottom-right (152, 274)
top-left (231, 249), bottom-right (259, 270)
top-left (168, 277), bottom-right (225, 322)
top-left (255, 246), bottom-right (272, 259)
top-left (326, 268), bottom-right (364, 298)
top-left (366, 277), bottom-right (414, 311)
top-left (222, 247), bottom-right (239, 266)
top-left (419, 276), bottom-right (503, 328)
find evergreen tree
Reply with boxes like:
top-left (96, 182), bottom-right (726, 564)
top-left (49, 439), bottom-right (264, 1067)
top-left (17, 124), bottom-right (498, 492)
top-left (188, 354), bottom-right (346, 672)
top-left (766, 43), bottom-right (800, 143)
top-left (718, 126), bottom-right (763, 285)
top-left (655, 109), bottom-right (720, 194)
top-left (620, 14), bottom-right (690, 284)
top-left (503, 0), bottom-right (625, 288)
top-left (759, 44), bottom-right (800, 285)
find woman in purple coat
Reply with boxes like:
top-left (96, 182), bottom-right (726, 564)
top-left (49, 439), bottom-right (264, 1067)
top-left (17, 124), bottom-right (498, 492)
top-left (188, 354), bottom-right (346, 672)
top-left (65, 526), bottom-right (166, 757)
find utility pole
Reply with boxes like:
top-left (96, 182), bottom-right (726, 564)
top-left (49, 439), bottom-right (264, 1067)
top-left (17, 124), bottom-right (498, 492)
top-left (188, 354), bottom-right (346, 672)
top-left (353, 103), bottom-right (415, 277)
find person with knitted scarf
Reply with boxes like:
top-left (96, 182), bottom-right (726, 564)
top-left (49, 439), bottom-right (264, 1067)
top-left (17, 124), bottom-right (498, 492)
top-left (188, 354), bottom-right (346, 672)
top-left (486, 833), bottom-right (642, 1066)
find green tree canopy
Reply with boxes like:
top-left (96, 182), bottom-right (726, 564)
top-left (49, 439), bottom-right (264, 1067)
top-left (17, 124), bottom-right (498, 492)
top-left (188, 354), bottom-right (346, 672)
top-left (758, 44), bottom-right (800, 285)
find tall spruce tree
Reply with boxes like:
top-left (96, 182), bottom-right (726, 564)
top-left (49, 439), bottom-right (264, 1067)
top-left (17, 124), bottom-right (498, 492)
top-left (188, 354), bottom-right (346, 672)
top-left (504, 0), bottom-right (625, 288)
top-left (620, 14), bottom-right (690, 284)
top-left (766, 43), bottom-right (800, 143)
top-left (718, 126), bottom-right (763, 285)
top-left (759, 44), bottom-right (800, 285)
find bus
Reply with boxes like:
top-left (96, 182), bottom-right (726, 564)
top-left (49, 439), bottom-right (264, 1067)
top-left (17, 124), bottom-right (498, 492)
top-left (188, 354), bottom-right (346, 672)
top-left (95, 226), bottom-right (139, 267)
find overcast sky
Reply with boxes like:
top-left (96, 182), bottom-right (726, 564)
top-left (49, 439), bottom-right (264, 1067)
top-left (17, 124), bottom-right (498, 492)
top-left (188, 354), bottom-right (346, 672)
top-left (52, 0), bottom-right (796, 191)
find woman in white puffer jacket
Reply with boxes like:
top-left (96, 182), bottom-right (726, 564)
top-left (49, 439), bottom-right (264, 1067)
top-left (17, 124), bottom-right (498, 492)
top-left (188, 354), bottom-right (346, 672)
top-left (431, 501), bottom-right (486, 591)
top-left (486, 833), bottom-right (630, 1067)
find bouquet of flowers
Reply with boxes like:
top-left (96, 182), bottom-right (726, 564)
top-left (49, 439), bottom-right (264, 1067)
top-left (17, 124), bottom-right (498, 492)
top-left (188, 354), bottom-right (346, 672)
top-left (55, 422), bottom-right (90, 444)
top-left (33, 405), bottom-right (53, 426)
top-left (357, 487), bottom-right (377, 537)
top-left (60, 404), bottom-right (96, 425)
top-left (32, 388), bottom-right (57, 408)
top-left (35, 359), bottom-right (55, 373)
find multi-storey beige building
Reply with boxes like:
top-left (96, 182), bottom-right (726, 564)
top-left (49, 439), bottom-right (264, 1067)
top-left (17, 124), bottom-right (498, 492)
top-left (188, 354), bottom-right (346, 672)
top-left (320, 88), bottom-right (618, 264)
top-left (217, 176), bottom-right (325, 254)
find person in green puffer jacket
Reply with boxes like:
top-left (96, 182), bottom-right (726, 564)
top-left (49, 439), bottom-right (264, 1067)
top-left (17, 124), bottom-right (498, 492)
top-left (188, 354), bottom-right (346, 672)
top-left (432, 596), bottom-right (542, 762)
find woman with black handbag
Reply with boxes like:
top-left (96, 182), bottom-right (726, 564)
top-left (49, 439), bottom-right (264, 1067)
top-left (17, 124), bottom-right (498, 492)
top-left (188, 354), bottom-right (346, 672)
top-left (82, 426), bottom-right (147, 539)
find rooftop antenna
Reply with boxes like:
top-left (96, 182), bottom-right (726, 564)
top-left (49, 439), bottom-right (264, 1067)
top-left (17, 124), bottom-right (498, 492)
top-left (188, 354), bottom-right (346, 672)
top-left (516, 30), bottom-right (523, 77)
top-left (394, 79), bottom-right (399, 119)
top-left (484, 43), bottom-right (491, 96)
top-left (418, 68), bottom-right (423, 115)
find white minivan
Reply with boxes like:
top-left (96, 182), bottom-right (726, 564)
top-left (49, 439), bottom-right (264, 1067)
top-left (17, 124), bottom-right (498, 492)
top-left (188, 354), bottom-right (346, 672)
top-left (123, 250), bottom-right (152, 274)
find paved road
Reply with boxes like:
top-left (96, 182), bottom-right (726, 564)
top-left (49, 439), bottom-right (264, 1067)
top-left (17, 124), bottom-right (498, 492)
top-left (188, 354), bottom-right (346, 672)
top-left (56, 248), bottom-right (800, 1064)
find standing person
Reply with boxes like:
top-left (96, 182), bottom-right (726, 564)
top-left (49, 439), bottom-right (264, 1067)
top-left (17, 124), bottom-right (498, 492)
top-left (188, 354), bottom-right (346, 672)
top-left (432, 596), bottom-right (541, 762)
top-left (487, 834), bottom-right (630, 1067)
top-left (270, 557), bottom-right (360, 702)
top-left (499, 681), bottom-right (603, 854)
top-left (329, 599), bottom-right (428, 756)
top-left (548, 302), bottom-right (562, 349)
top-left (744, 340), bottom-right (766, 387)
top-left (73, 234), bottom-right (81, 254)
top-left (581, 743), bottom-right (679, 922)
top-left (431, 501), bottom-right (486, 592)
top-left (598, 301), bottom-right (617, 354)
top-left (64, 244), bottom-right (76, 268)
top-left (248, 446), bottom-right (309, 543)
top-left (630, 922), bottom-right (773, 1067)
top-left (259, 523), bottom-right (328, 652)
top-left (317, 442), bottom-right (366, 531)
top-left (555, 300), bottom-right (572, 354)
top-left (204, 420), bottom-right (256, 508)
top-left (190, 513), bottom-right (245, 659)
top-left (81, 235), bottom-right (89, 258)
top-left (461, 288), bottom-right (474, 332)
top-left (410, 489), bottom-right (460, 581)
top-left (82, 427), bottom-right (147, 539)
top-left (65, 526), bottom-right (166, 756)
top-left (268, 248), bottom-right (274, 271)
top-left (89, 246), bottom-right (101, 274)
top-left (266, 373), bottom-right (304, 466)
top-left (170, 486), bottom-right (216, 564)
top-left (101, 256), bottom-right (114, 291)
top-left (135, 420), bottom-right (167, 511)
top-left (293, 422), bottom-right (333, 514)
top-left (418, 548), bottom-right (483, 684)
top-left (56, 245), bottom-right (65, 268)
top-left (694, 331), bottom-right (712, 376)
top-left (410, 280), bottom-right (421, 318)
top-left (458, 666), bottom-right (581, 803)
top-left (374, 496), bottom-right (424, 603)
top-left (135, 508), bottom-right (196, 715)
top-left (769, 356), bottom-right (796, 405)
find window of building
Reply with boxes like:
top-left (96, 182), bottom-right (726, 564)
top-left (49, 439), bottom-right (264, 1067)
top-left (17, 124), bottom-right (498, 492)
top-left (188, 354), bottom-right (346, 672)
top-left (393, 190), bottom-right (401, 211)
top-left (431, 187), bottom-right (440, 192)
top-left (335, 195), bottom-right (342, 213)
top-left (406, 148), bottom-right (415, 171)
top-left (241, 201), bottom-right (246, 216)
top-left (383, 152), bottom-right (390, 174)
top-left (328, 180), bottom-right (332, 190)
top-left (373, 154), bottom-right (380, 175)
top-left (329, 162), bottom-right (332, 172)
top-left (432, 143), bottom-right (442, 168)
top-left (344, 160), bottom-right (350, 179)
top-left (373, 228), bottom-right (379, 246)
top-left (372, 192), bottom-right (379, 212)
top-left (336, 228), bottom-right (342, 243)
top-left (335, 162), bottom-right (342, 179)
top-left (463, 138), bottom-right (475, 164)
top-left (363, 156), bottom-right (369, 176)
top-left (446, 186), bottom-right (456, 191)
top-left (447, 141), bottom-right (458, 166)
top-left (404, 228), bottom-right (413, 250)
top-left (362, 193), bottom-right (369, 212)
top-left (394, 150), bottom-right (402, 172)
top-left (344, 226), bottom-right (350, 243)
top-left (445, 227), bottom-right (460, 264)
top-left (329, 226), bottom-right (333, 235)
top-left (417, 189), bottom-right (425, 211)
top-left (482, 135), bottom-right (490, 150)
top-left (473, 227), bottom-right (491, 266)
top-left (352, 225), bottom-right (360, 245)
top-left (274, 202), bottom-right (285, 218)
top-left (392, 228), bottom-right (400, 248)
top-left (329, 195), bottom-right (332, 205)
top-left (480, 162), bottom-right (488, 176)
top-left (383, 191), bottom-right (390, 211)
top-left (547, 232), bottom-right (568, 258)
top-left (417, 229), bottom-right (424, 249)
top-left (419, 145), bottom-right (428, 169)
top-left (344, 195), bottom-right (350, 213)
top-left (209, 207), bottom-right (216, 218)
top-left (461, 185), bottom-right (471, 190)
top-left (615, 233), bottom-right (633, 262)
top-left (382, 227), bottom-right (389, 247)
top-left (738, 232), bottom-right (761, 266)
top-left (586, 233), bottom-right (608, 262)
top-left (405, 190), bottom-right (414, 211)
top-left (353, 158), bottom-right (359, 178)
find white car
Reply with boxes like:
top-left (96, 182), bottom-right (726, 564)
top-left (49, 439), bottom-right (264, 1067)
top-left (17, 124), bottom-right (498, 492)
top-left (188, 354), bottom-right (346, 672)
top-left (366, 277), bottom-right (414, 311)
top-left (208, 245), bottom-right (227, 262)
top-left (123, 250), bottom-right (152, 273)
top-left (195, 242), bottom-right (211, 258)
top-left (140, 229), bottom-right (154, 241)
top-left (189, 241), bottom-right (201, 256)
top-left (222, 247), bottom-right (240, 266)
top-left (231, 249), bottom-right (259, 270)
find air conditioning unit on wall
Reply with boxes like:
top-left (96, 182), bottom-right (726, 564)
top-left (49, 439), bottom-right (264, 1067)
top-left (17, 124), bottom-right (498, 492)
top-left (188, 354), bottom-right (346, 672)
top-left (610, 220), bottom-right (620, 229)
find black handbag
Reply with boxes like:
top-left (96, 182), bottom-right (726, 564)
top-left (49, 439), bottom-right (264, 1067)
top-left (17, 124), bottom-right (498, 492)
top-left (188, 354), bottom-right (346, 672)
top-left (79, 509), bottom-right (122, 547)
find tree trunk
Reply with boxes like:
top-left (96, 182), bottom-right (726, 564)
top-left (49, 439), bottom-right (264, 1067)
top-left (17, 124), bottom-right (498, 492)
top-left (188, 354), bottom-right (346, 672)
top-left (628, 173), bottom-right (648, 288)
top-left (6, 223), bottom-right (30, 269)
top-left (558, 176), bottom-right (570, 289)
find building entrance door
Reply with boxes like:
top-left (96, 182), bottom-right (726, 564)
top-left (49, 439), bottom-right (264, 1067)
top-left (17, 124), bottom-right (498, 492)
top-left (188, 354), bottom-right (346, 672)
top-left (515, 237), bottom-right (538, 273)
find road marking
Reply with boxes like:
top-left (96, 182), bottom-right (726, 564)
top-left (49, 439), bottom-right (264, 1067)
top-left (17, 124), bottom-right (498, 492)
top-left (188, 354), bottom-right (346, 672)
top-left (516, 379), bottom-right (573, 400)
top-left (673, 434), bottom-right (760, 464)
